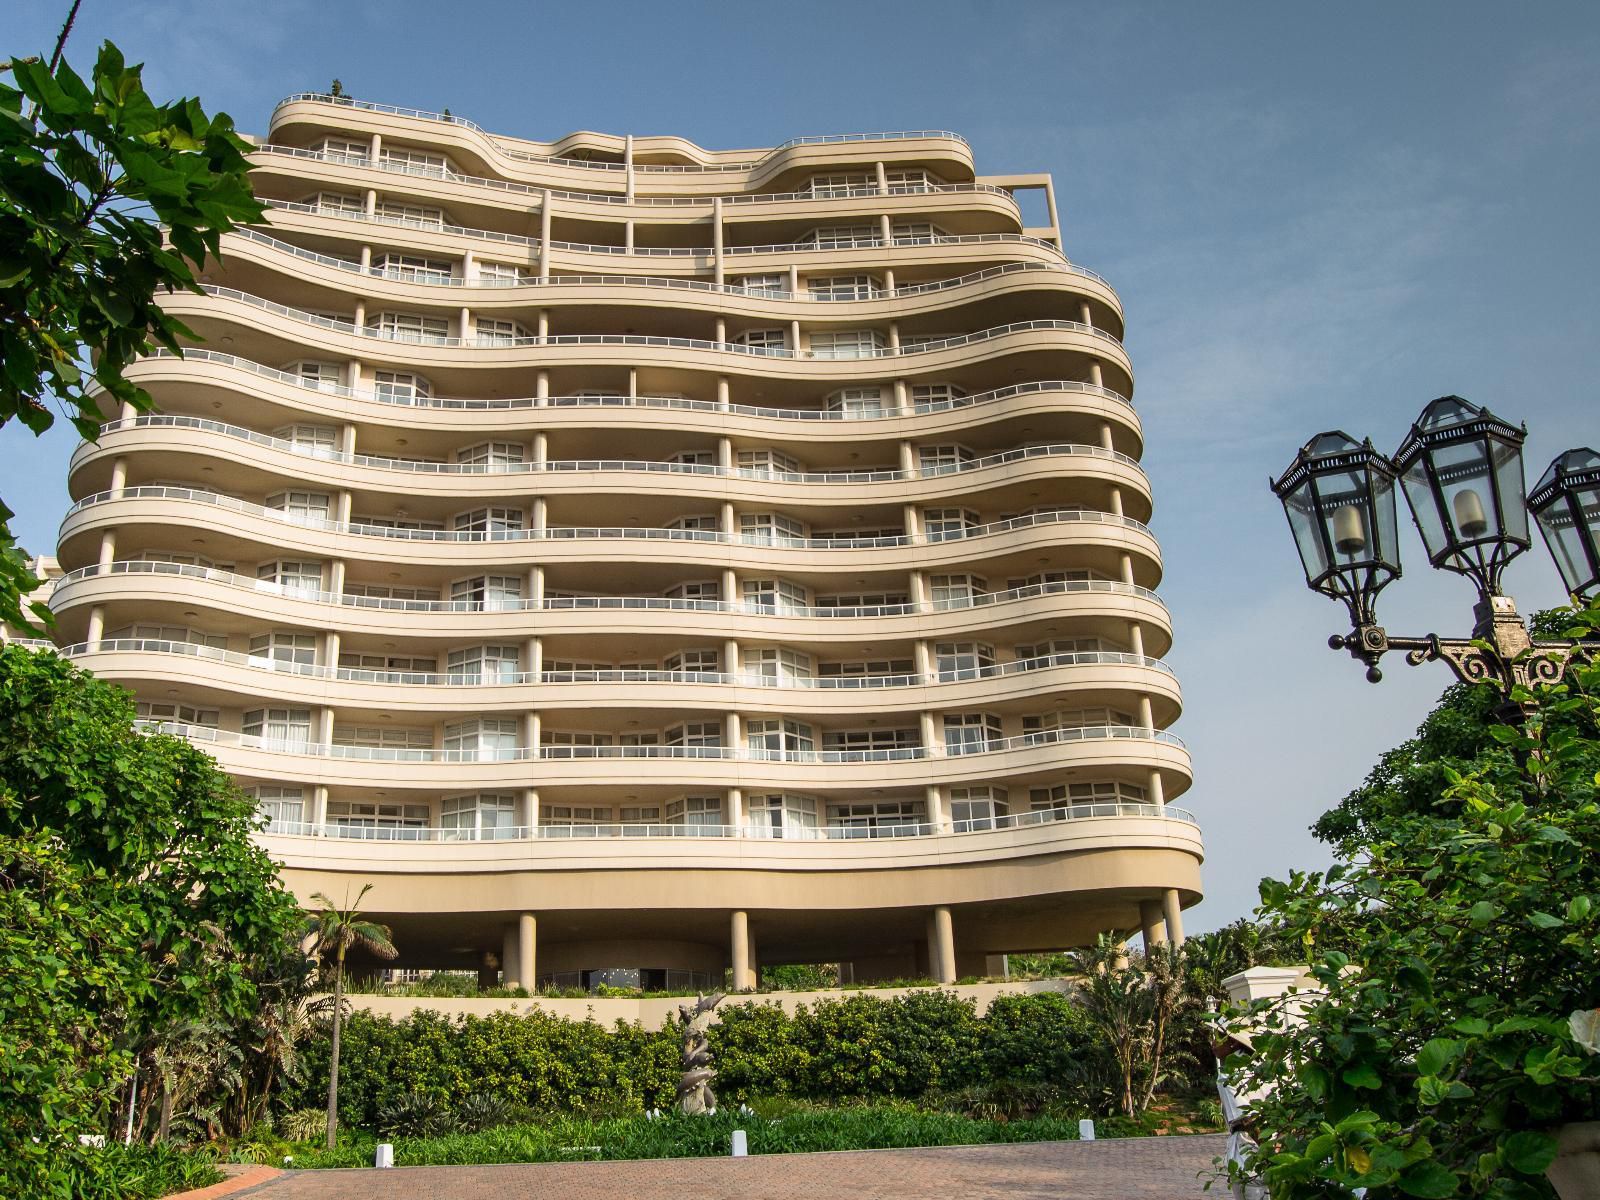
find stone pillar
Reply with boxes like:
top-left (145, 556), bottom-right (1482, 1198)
top-left (522, 787), bottom-right (539, 833)
top-left (1137, 695), bottom-right (1155, 731)
top-left (925, 784), bottom-right (946, 833)
top-left (929, 906), bottom-right (957, 983)
top-left (97, 530), bottom-right (116, 569)
top-left (879, 213), bottom-right (892, 245)
top-left (894, 379), bottom-right (910, 415)
top-left (1139, 898), bottom-right (1166, 950)
top-left (1079, 299), bottom-right (1093, 328)
top-left (517, 912), bottom-right (537, 991)
top-left (86, 605), bottom-right (105, 647)
top-left (624, 220), bottom-right (634, 254)
top-left (1100, 420), bottom-right (1115, 451)
top-left (726, 786), bottom-right (743, 831)
top-left (1120, 552), bottom-right (1135, 585)
top-left (502, 923), bottom-right (519, 988)
top-left (712, 197), bottom-right (724, 285)
top-left (1108, 486), bottom-right (1124, 518)
top-left (310, 784), bottom-right (329, 830)
top-left (1146, 769), bottom-right (1166, 807)
top-left (875, 161), bottom-right (889, 195)
top-left (898, 440), bottom-right (916, 476)
top-left (747, 925), bottom-right (758, 990)
top-left (1161, 889), bottom-right (1185, 948)
top-left (721, 567), bottom-right (738, 603)
top-left (1127, 621), bottom-right (1145, 657)
top-left (723, 639), bottom-right (740, 675)
top-left (624, 134), bottom-right (635, 201)
top-left (322, 630), bottom-right (341, 668)
top-left (1088, 360), bottom-right (1104, 388)
top-left (539, 190), bottom-right (552, 281)
top-left (109, 457), bottom-right (128, 496)
top-left (730, 910), bottom-right (751, 990)
top-left (717, 376), bottom-right (730, 410)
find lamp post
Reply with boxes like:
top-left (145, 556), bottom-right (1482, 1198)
top-left (1271, 396), bottom-right (1595, 702)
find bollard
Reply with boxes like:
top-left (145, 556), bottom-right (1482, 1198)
top-left (1078, 1119), bottom-right (1095, 1141)
top-left (375, 1143), bottom-right (394, 1168)
top-left (731, 1129), bottom-right (749, 1157)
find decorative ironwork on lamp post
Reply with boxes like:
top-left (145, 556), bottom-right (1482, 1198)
top-left (1271, 396), bottom-right (1596, 702)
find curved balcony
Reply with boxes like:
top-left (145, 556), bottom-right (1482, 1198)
top-left (218, 226), bottom-right (1122, 326)
top-left (48, 562), bottom-right (1176, 657)
top-left (119, 351), bottom-right (1140, 452)
top-left (137, 719), bottom-right (1193, 796)
top-left (64, 640), bottom-right (1183, 723)
top-left (268, 95), bottom-right (978, 194)
top-left (73, 416), bottom-right (1152, 518)
top-left (59, 488), bottom-right (1164, 584)
top-left (260, 201), bottom-right (1071, 279)
top-left (166, 285), bottom-right (1135, 396)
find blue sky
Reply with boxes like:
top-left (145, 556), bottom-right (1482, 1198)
top-left (5, 1), bottom-right (1597, 932)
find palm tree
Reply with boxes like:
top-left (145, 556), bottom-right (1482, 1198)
top-left (306, 885), bottom-right (396, 1149)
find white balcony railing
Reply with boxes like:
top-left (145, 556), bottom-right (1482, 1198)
top-left (52, 559), bottom-right (1170, 616)
top-left (135, 347), bottom-right (1134, 417)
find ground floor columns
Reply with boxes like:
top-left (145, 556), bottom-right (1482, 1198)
top-left (1138, 898), bottom-right (1166, 951)
top-left (1161, 888), bottom-right (1186, 948)
top-left (928, 905), bottom-right (957, 984)
top-left (730, 909), bottom-right (752, 990)
top-left (503, 913), bottom-right (537, 991)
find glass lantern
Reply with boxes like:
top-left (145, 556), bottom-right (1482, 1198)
top-left (1530, 448), bottom-right (1600, 598)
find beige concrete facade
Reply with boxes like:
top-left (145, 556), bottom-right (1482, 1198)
top-left (26, 93), bottom-right (1200, 988)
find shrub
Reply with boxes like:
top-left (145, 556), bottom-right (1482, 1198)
top-left (277, 1108), bottom-right (325, 1143)
top-left (375, 1092), bottom-right (450, 1138)
top-left (454, 1093), bottom-right (513, 1133)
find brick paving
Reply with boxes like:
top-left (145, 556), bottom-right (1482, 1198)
top-left (215, 1136), bottom-right (1229, 1200)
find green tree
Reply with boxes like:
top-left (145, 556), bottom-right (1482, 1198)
top-left (0, 26), bottom-right (264, 630)
top-left (1068, 935), bottom-right (1194, 1117)
top-left (0, 644), bottom-right (301, 1195)
top-left (306, 885), bottom-right (397, 1149)
top-left (1234, 599), bottom-right (1600, 1199)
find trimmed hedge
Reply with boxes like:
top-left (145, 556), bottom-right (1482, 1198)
top-left (290, 991), bottom-right (1105, 1128)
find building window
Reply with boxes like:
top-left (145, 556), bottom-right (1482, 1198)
top-left (928, 574), bottom-right (988, 607)
top-left (265, 490), bottom-right (331, 522)
top-left (544, 804), bottom-right (612, 828)
top-left (666, 795), bottom-right (723, 831)
top-left (378, 146), bottom-right (454, 176)
top-left (665, 722), bottom-right (723, 749)
top-left (825, 387), bottom-right (889, 417)
top-left (734, 273), bottom-right (787, 297)
top-left (326, 799), bottom-right (430, 838)
top-left (476, 260), bottom-right (533, 285)
top-left (804, 173), bottom-right (874, 197)
top-left (345, 581), bottom-right (439, 602)
top-left (808, 274), bottom-right (879, 301)
top-left (446, 644), bottom-right (521, 683)
top-left (286, 360), bottom-right (344, 390)
top-left (474, 317), bottom-right (529, 346)
top-left (443, 718), bottom-right (520, 760)
top-left (818, 657), bottom-right (914, 678)
top-left (736, 448), bottom-right (803, 478)
top-left (949, 786), bottom-right (1009, 831)
top-left (735, 328), bottom-right (788, 355)
top-left (739, 512), bottom-right (806, 545)
top-left (247, 785), bottom-right (306, 832)
top-left (742, 578), bottom-right (808, 612)
top-left (1023, 708), bottom-right (1137, 735)
top-left (312, 191), bottom-right (363, 215)
top-left (248, 631), bottom-right (317, 666)
top-left (243, 707), bottom-right (313, 749)
top-left (823, 728), bottom-right (918, 754)
top-left (136, 701), bottom-right (219, 728)
top-left (923, 508), bottom-right (980, 541)
top-left (333, 725), bottom-right (433, 755)
top-left (1014, 637), bottom-right (1115, 662)
top-left (918, 445), bottom-right (976, 475)
top-left (805, 224), bottom-right (876, 249)
top-left (934, 641), bottom-right (995, 680)
top-left (744, 646), bottom-right (813, 682)
top-left (911, 383), bottom-right (969, 410)
top-left (668, 514), bottom-right (719, 533)
top-left (310, 137), bottom-right (368, 164)
top-left (451, 575), bottom-right (523, 610)
top-left (810, 329), bottom-right (884, 360)
top-left (892, 222), bottom-right (943, 243)
top-left (746, 718), bottom-right (815, 757)
top-left (372, 370), bottom-right (431, 402)
top-left (108, 623), bottom-right (226, 649)
top-left (664, 648), bottom-right (720, 673)
top-left (339, 653), bottom-right (437, 675)
top-left (442, 792), bottom-right (517, 840)
top-left (375, 199), bottom-right (447, 228)
top-left (373, 253), bottom-right (454, 284)
top-left (1008, 570), bottom-right (1105, 590)
top-left (943, 712), bottom-right (1001, 755)
top-left (826, 799), bottom-right (926, 837)
top-left (366, 311), bottom-right (451, 344)
top-left (814, 590), bottom-right (910, 611)
top-left (1030, 780), bottom-right (1147, 812)
top-left (666, 580), bottom-right (721, 603)
top-left (455, 441), bottom-right (526, 468)
top-left (746, 793), bottom-right (819, 838)
top-left (453, 507), bottom-right (524, 535)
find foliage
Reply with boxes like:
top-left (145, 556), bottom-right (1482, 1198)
top-left (376, 1091), bottom-right (451, 1138)
top-left (0, 38), bottom-right (263, 631)
top-left (1182, 917), bottom-right (1306, 1004)
top-left (60, 1142), bottom-right (222, 1200)
top-left (286, 1104), bottom-right (1099, 1168)
top-left (760, 962), bottom-right (843, 991)
top-left (0, 645), bottom-right (302, 1195)
top-left (1236, 598), bottom-right (1600, 1199)
top-left (1068, 937), bottom-right (1196, 1117)
top-left (278, 1108), bottom-right (326, 1143)
top-left (305, 884), bottom-right (396, 1150)
top-left (284, 990), bottom-right (1144, 1131)
top-left (454, 1092), bottom-right (515, 1133)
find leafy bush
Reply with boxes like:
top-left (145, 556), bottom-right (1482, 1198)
top-left (290, 990), bottom-right (1124, 1128)
top-left (455, 1092), bottom-right (513, 1132)
top-left (278, 1108), bottom-right (326, 1143)
top-left (376, 1091), bottom-right (450, 1138)
top-left (60, 1143), bottom-right (222, 1200)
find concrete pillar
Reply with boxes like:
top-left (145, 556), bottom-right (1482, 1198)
top-left (721, 567), bottom-right (738, 603)
top-left (712, 197), bottom-right (724, 285)
top-left (336, 490), bottom-right (353, 525)
top-left (726, 786), bottom-right (743, 831)
top-left (322, 630), bottom-right (341, 668)
top-left (97, 530), bottom-right (116, 569)
top-left (898, 440), bottom-right (916, 476)
top-left (925, 784), bottom-right (946, 833)
top-left (913, 638), bottom-right (934, 677)
top-left (109, 457), bottom-right (127, 495)
top-left (1079, 299), bottom-right (1093, 328)
top-left (789, 319), bottom-right (801, 352)
top-left (1108, 486), bottom-right (1124, 518)
top-left (522, 787), bottom-right (539, 833)
top-left (310, 784), bottom-right (328, 830)
top-left (86, 605), bottom-right (105, 647)
top-left (1137, 695), bottom-right (1155, 731)
top-left (536, 370), bottom-right (549, 401)
top-left (537, 309), bottom-right (550, 338)
top-left (363, 188), bottom-right (377, 216)
top-left (517, 912), bottom-right (537, 991)
top-left (717, 436), bottom-right (733, 470)
top-left (747, 925), bottom-right (758, 989)
top-left (624, 220), bottom-right (634, 254)
top-left (714, 317), bottom-right (727, 344)
top-left (526, 636), bottom-right (542, 677)
top-left (719, 501), bottom-right (735, 537)
top-left (724, 711), bottom-right (741, 750)
top-left (360, 245), bottom-right (372, 273)
top-left (887, 321), bottom-right (900, 352)
top-left (532, 432), bottom-right (549, 467)
top-left (894, 378), bottom-right (910, 415)
top-left (320, 705), bottom-right (336, 745)
top-left (524, 711), bottom-right (541, 755)
top-left (883, 267), bottom-right (895, 293)
top-left (368, 133), bottom-right (381, 161)
top-left (787, 264), bottom-right (799, 295)
top-left (1127, 621), bottom-right (1145, 657)
top-left (528, 564), bottom-right (545, 605)
top-left (919, 710), bottom-right (939, 755)
top-left (874, 161), bottom-right (889, 195)
top-left (1088, 360), bottom-right (1104, 388)
top-left (342, 423), bottom-right (358, 459)
top-left (879, 213), bottom-right (892, 245)
top-left (460, 248), bottom-right (475, 282)
top-left (329, 559), bottom-right (346, 596)
top-left (1147, 769), bottom-right (1166, 807)
top-left (1120, 553), bottom-right (1135, 585)
top-left (502, 924), bottom-right (519, 988)
top-left (624, 133), bottom-right (635, 201)
top-left (723, 638), bottom-right (740, 675)
top-left (539, 190), bottom-right (552, 280)
top-left (730, 910), bottom-right (751, 989)
top-left (1161, 889), bottom-right (1185, 949)
top-left (717, 376), bottom-right (730, 410)
top-left (627, 367), bottom-right (638, 399)
top-left (902, 504), bottom-right (922, 539)
top-left (531, 497), bottom-right (548, 534)
top-left (459, 306), bottom-right (472, 340)
top-left (1139, 898), bottom-right (1166, 950)
top-left (930, 906), bottom-right (957, 983)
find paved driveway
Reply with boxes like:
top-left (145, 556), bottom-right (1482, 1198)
top-left (220, 1136), bottom-right (1229, 1200)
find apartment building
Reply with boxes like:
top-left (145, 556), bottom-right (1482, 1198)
top-left (33, 93), bottom-right (1200, 989)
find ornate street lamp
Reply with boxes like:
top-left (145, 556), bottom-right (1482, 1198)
top-left (1272, 396), bottom-right (1594, 696)
top-left (1530, 448), bottom-right (1600, 600)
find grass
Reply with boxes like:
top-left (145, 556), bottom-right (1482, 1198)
top-left (285, 1104), bottom-right (1101, 1169)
